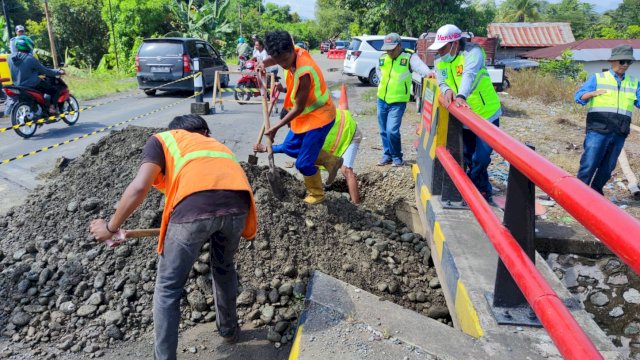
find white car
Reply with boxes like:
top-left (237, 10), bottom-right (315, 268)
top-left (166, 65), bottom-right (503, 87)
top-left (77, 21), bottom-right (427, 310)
top-left (343, 35), bottom-right (418, 86)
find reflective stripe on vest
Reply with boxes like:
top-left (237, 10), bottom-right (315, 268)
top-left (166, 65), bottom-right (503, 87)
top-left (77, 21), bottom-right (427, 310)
top-left (157, 132), bottom-right (238, 179)
top-left (588, 71), bottom-right (637, 118)
top-left (435, 44), bottom-right (501, 120)
top-left (377, 52), bottom-right (412, 104)
top-left (323, 109), bottom-right (357, 156)
top-left (291, 65), bottom-right (330, 114)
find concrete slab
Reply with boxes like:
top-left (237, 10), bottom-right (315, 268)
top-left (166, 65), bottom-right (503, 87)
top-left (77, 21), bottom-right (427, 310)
top-left (535, 221), bottom-right (612, 256)
top-left (290, 271), bottom-right (524, 360)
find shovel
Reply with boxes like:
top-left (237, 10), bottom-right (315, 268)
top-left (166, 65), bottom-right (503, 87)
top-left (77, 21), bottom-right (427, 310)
top-left (248, 78), bottom-right (280, 165)
top-left (259, 78), bottom-right (285, 199)
top-left (105, 228), bottom-right (160, 248)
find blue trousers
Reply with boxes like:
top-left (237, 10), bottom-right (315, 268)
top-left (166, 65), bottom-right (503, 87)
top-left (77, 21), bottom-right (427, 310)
top-left (377, 98), bottom-right (407, 163)
top-left (272, 119), bottom-right (335, 176)
top-left (463, 119), bottom-right (499, 198)
top-left (577, 131), bottom-right (626, 194)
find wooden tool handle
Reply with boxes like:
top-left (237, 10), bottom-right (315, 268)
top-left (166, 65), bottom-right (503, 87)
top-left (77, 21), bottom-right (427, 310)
top-left (125, 228), bottom-right (160, 238)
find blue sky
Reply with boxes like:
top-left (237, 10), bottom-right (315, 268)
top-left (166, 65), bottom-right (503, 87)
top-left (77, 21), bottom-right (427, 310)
top-left (267, 0), bottom-right (622, 20)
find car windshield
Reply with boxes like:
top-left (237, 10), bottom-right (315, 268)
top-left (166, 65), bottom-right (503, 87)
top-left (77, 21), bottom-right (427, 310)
top-left (336, 41), bottom-right (347, 47)
top-left (139, 42), bottom-right (182, 57)
top-left (348, 39), bottom-right (361, 51)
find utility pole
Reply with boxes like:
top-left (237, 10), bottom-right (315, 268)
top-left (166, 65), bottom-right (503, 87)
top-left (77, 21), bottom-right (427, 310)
top-left (43, 0), bottom-right (59, 68)
top-left (2, 0), bottom-right (11, 40)
top-left (107, 0), bottom-right (120, 70)
top-left (237, 2), bottom-right (242, 37)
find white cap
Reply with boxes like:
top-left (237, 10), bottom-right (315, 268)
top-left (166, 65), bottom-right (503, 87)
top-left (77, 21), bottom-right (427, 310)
top-left (428, 24), bottom-right (463, 50)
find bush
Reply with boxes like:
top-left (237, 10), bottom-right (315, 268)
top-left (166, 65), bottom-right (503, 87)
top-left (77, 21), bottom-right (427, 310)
top-left (538, 50), bottom-right (585, 80)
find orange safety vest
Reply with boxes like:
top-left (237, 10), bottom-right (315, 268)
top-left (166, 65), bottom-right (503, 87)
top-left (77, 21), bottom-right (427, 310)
top-left (284, 46), bottom-right (336, 133)
top-left (152, 129), bottom-right (257, 254)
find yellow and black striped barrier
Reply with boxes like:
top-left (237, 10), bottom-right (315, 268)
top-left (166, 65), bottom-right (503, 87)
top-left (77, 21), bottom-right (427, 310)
top-left (0, 73), bottom-right (201, 134)
top-left (0, 92), bottom-right (200, 166)
top-left (218, 87), bottom-right (261, 93)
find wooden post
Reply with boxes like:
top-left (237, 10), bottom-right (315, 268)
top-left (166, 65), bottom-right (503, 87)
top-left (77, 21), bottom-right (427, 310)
top-left (43, 0), bottom-right (59, 68)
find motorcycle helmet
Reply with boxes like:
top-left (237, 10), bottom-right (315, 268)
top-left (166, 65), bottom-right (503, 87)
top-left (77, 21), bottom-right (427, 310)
top-left (238, 37), bottom-right (245, 44)
top-left (15, 35), bottom-right (34, 53)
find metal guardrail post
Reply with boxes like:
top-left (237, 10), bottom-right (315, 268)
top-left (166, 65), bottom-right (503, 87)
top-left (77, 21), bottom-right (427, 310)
top-left (488, 143), bottom-right (540, 326)
top-left (193, 58), bottom-right (203, 103)
top-left (190, 58), bottom-right (209, 115)
top-left (440, 114), bottom-right (464, 206)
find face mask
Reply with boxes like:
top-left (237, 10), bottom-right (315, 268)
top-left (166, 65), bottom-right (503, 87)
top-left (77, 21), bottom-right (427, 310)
top-left (439, 43), bottom-right (456, 63)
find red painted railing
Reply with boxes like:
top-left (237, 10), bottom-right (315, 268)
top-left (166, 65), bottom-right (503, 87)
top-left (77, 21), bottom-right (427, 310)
top-left (436, 147), bottom-right (602, 360)
top-left (437, 97), bottom-right (640, 359)
top-left (446, 102), bottom-right (640, 274)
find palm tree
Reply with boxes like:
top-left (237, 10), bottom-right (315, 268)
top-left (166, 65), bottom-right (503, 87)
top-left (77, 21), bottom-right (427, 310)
top-left (498, 0), bottom-right (542, 22)
top-left (166, 0), bottom-right (233, 46)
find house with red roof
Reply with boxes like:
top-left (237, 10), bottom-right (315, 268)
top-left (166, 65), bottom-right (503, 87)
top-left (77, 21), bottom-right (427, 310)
top-left (487, 22), bottom-right (576, 59)
top-left (522, 39), bottom-right (640, 78)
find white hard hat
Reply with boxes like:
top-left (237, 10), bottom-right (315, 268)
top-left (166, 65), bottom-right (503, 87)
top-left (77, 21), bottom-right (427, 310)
top-left (428, 24), bottom-right (463, 50)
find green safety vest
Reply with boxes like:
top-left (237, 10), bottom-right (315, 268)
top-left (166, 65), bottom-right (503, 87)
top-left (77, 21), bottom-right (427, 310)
top-left (586, 71), bottom-right (638, 135)
top-left (377, 50), bottom-right (413, 104)
top-left (589, 71), bottom-right (637, 117)
top-left (435, 44), bottom-right (500, 120)
top-left (323, 109), bottom-right (357, 157)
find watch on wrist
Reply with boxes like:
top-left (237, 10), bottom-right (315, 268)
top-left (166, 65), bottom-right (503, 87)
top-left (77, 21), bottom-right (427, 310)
top-left (455, 94), bottom-right (467, 100)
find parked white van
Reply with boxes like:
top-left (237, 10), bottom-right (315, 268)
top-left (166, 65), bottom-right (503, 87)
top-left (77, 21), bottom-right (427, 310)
top-left (343, 35), bottom-right (418, 86)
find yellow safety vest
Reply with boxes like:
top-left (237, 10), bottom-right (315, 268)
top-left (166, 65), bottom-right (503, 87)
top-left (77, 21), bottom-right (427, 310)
top-left (323, 109), bottom-right (357, 157)
top-left (586, 71), bottom-right (638, 135)
top-left (589, 71), bottom-right (637, 116)
top-left (435, 44), bottom-right (500, 120)
top-left (377, 50), bottom-right (413, 104)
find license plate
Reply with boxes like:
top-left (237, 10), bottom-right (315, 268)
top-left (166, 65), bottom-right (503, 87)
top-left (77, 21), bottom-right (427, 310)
top-left (151, 66), bottom-right (171, 73)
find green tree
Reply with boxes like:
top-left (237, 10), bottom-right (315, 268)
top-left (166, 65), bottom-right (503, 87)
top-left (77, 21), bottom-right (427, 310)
top-left (542, 0), bottom-right (599, 39)
top-left (497, 0), bottom-right (543, 22)
top-left (49, 0), bottom-right (108, 67)
top-left (538, 49), bottom-right (583, 79)
top-left (99, 0), bottom-right (170, 72)
top-left (166, 0), bottom-right (233, 45)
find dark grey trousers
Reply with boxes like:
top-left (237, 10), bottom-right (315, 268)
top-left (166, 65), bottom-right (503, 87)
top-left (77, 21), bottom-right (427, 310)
top-left (153, 213), bottom-right (247, 360)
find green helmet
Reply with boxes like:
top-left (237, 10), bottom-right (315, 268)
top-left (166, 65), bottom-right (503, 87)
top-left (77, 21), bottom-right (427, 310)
top-left (15, 35), bottom-right (34, 53)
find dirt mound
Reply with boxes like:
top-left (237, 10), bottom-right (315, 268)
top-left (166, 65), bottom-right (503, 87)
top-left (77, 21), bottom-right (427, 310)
top-left (0, 127), bottom-right (445, 358)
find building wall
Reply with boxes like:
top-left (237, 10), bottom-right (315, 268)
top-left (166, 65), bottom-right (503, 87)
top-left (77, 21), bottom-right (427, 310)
top-left (496, 47), bottom-right (539, 60)
top-left (581, 61), bottom-right (640, 79)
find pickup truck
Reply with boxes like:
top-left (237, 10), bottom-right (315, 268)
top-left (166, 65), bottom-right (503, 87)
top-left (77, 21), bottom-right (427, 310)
top-left (411, 34), bottom-right (508, 113)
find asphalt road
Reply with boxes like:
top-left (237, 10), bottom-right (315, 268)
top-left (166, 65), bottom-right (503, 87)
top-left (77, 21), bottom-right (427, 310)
top-left (0, 55), bottom-right (351, 215)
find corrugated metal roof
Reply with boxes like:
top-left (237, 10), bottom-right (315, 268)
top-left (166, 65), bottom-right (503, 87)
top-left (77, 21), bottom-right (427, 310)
top-left (523, 39), bottom-right (640, 60)
top-left (487, 22), bottom-right (575, 48)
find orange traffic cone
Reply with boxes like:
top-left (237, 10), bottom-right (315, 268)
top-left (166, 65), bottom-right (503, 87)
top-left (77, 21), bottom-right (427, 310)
top-left (339, 83), bottom-right (349, 110)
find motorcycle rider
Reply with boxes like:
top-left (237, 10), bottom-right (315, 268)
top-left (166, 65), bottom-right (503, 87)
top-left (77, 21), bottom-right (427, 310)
top-left (10, 25), bottom-right (34, 55)
top-left (236, 37), bottom-right (252, 66)
top-left (8, 35), bottom-right (64, 115)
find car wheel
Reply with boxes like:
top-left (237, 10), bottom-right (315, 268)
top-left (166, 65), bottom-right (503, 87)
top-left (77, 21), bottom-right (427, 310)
top-left (357, 76), bottom-right (369, 84)
top-left (368, 69), bottom-right (379, 87)
top-left (144, 89), bottom-right (156, 96)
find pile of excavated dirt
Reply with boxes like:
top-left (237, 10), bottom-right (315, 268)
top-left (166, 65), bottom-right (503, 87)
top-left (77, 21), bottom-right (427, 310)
top-left (0, 127), bottom-right (446, 359)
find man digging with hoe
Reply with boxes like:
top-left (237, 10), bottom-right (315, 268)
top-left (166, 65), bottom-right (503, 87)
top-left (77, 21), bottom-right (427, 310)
top-left (89, 114), bottom-right (257, 360)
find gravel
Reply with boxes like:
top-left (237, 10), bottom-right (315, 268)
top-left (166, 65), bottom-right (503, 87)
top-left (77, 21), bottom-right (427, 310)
top-left (0, 127), bottom-right (446, 356)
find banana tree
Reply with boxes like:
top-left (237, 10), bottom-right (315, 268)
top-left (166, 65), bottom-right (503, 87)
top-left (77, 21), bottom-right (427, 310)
top-left (166, 0), bottom-right (233, 47)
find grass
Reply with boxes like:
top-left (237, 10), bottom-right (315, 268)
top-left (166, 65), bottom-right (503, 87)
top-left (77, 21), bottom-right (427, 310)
top-left (63, 66), bottom-right (137, 101)
top-left (508, 68), bottom-right (640, 126)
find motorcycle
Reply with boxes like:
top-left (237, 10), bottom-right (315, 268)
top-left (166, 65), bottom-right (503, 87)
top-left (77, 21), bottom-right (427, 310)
top-left (3, 75), bottom-right (80, 138)
top-left (234, 57), bottom-right (262, 104)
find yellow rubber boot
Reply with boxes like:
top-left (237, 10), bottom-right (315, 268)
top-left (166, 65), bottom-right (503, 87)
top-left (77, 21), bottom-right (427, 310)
top-left (303, 172), bottom-right (325, 204)
top-left (315, 150), bottom-right (343, 185)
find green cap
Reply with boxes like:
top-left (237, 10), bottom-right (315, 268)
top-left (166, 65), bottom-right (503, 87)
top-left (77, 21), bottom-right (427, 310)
top-left (609, 45), bottom-right (635, 61)
top-left (381, 33), bottom-right (401, 51)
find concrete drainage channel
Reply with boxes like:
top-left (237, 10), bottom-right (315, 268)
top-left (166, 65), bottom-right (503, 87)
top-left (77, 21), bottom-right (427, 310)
top-left (0, 127), bottom-right (450, 359)
top-left (546, 252), bottom-right (640, 359)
